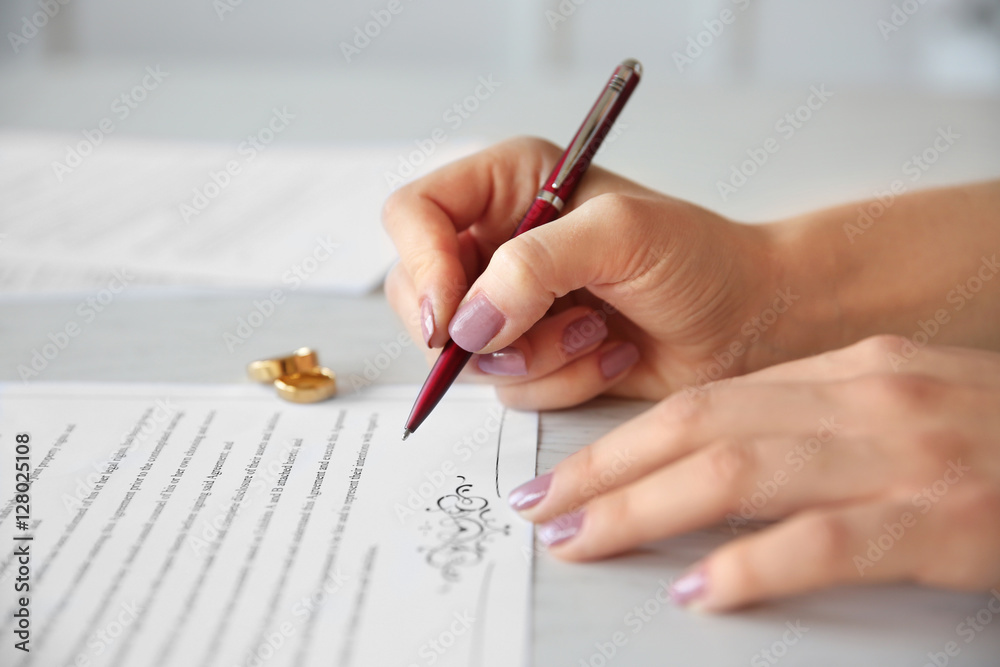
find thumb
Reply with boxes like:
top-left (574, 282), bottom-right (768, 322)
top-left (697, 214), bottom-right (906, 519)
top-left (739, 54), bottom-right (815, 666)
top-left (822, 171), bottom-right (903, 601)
top-left (447, 193), bottom-right (661, 353)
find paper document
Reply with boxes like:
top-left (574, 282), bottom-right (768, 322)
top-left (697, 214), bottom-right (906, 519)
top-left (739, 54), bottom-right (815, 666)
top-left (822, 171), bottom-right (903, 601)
top-left (0, 383), bottom-right (536, 667)
top-left (0, 132), bottom-right (480, 295)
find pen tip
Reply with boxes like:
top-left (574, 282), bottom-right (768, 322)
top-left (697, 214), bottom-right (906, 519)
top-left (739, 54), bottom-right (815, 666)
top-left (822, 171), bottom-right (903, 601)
top-left (402, 428), bottom-right (412, 441)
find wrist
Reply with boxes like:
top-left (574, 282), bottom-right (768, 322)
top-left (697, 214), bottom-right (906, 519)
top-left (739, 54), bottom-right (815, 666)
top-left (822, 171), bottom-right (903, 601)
top-left (743, 216), bottom-right (848, 372)
top-left (739, 181), bottom-right (1000, 373)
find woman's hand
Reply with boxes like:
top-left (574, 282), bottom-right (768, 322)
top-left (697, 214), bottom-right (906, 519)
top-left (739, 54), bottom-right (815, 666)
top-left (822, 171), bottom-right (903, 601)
top-left (509, 336), bottom-right (1000, 611)
top-left (382, 136), bottom-right (1000, 609)
top-left (383, 137), bottom-right (801, 409)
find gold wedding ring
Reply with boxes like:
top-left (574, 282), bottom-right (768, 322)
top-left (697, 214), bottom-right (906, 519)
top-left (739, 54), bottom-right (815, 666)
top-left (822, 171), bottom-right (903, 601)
top-left (248, 348), bottom-right (337, 403)
top-left (273, 368), bottom-right (338, 404)
top-left (247, 347), bottom-right (320, 383)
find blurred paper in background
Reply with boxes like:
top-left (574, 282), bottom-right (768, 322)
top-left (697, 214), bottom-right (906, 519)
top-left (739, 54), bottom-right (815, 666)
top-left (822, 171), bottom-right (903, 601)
top-left (0, 132), bottom-right (480, 296)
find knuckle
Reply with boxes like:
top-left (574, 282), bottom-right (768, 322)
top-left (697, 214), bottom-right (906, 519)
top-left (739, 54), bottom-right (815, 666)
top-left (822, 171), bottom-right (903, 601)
top-left (490, 235), bottom-right (554, 295)
top-left (599, 489), bottom-right (635, 536)
top-left (489, 236), bottom-right (530, 271)
top-left (437, 273), bottom-right (469, 304)
top-left (801, 513), bottom-right (852, 569)
top-left (703, 439), bottom-right (757, 488)
top-left (380, 187), bottom-right (412, 232)
top-left (716, 544), bottom-right (762, 598)
top-left (941, 484), bottom-right (1000, 530)
top-left (655, 388), bottom-right (710, 435)
top-left (408, 246), bottom-right (446, 289)
top-left (917, 485), bottom-right (1000, 587)
top-left (909, 429), bottom-right (968, 474)
top-left (487, 243), bottom-right (530, 288)
top-left (966, 484), bottom-right (1000, 518)
top-left (571, 445), bottom-right (601, 496)
top-left (582, 192), bottom-right (640, 221)
top-left (851, 373), bottom-right (946, 414)
top-left (570, 444), bottom-right (628, 503)
top-left (853, 334), bottom-right (910, 363)
top-left (578, 194), bottom-right (667, 289)
top-left (383, 263), bottom-right (406, 305)
top-left (504, 135), bottom-right (562, 158)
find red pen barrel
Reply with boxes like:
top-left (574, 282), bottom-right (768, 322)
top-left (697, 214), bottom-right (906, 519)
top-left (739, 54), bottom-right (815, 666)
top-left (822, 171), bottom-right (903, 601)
top-left (403, 59), bottom-right (642, 438)
top-left (513, 198), bottom-right (563, 237)
top-left (403, 340), bottom-right (473, 435)
top-left (404, 197), bottom-right (561, 436)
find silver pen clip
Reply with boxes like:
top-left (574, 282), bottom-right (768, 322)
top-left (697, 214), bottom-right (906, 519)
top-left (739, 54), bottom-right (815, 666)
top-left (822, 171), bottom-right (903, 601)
top-left (549, 59), bottom-right (642, 190)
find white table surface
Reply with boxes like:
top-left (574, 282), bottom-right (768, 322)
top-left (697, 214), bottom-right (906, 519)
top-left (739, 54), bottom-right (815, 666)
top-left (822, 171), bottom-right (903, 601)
top-left (2, 57), bottom-right (1000, 666)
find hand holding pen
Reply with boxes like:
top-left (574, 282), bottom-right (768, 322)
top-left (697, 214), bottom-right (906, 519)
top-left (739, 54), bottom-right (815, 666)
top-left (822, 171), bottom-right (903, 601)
top-left (384, 57), bottom-right (760, 425)
top-left (382, 59), bottom-right (1000, 611)
top-left (401, 59), bottom-right (642, 437)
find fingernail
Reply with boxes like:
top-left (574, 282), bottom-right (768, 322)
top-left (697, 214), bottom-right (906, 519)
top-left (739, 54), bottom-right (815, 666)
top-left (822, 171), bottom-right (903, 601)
top-left (562, 314), bottom-right (608, 355)
top-left (420, 297), bottom-right (435, 347)
top-left (477, 347), bottom-right (527, 376)
top-left (448, 293), bottom-right (505, 352)
top-left (508, 472), bottom-right (552, 511)
top-left (537, 509), bottom-right (584, 547)
top-left (599, 342), bottom-right (640, 379)
top-left (670, 565), bottom-right (707, 607)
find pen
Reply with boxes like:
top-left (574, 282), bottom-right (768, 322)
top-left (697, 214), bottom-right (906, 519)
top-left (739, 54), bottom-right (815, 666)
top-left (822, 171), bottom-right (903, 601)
top-left (402, 58), bottom-right (643, 440)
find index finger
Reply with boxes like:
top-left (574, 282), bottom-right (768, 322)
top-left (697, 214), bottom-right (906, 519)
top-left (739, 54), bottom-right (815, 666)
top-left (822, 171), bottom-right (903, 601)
top-left (381, 137), bottom-right (563, 345)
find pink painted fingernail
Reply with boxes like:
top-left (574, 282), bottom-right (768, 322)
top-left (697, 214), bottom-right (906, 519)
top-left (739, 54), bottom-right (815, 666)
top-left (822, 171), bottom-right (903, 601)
top-left (561, 314), bottom-right (608, 356)
top-left (669, 565), bottom-right (707, 606)
top-left (599, 342), bottom-right (640, 379)
top-left (508, 472), bottom-right (552, 511)
top-left (448, 293), bottom-right (505, 352)
top-left (477, 347), bottom-right (527, 376)
top-left (538, 509), bottom-right (584, 547)
top-left (420, 297), bottom-right (435, 347)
